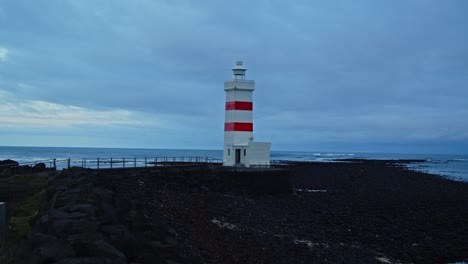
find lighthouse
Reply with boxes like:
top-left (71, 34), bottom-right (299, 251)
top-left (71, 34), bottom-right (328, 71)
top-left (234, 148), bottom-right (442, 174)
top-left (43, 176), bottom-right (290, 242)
top-left (223, 61), bottom-right (271, 167)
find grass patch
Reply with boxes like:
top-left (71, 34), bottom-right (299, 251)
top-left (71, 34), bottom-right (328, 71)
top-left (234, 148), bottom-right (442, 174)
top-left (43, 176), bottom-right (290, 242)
top-left (10, 192), bottom-right (41, 218)
top-left (7, 216), bottom-right (33, 245)
top-left (1, 172), bottom-right (54, 251)
top-left (7, 171), bottom-right (53, 187)
top-left (4, 191), bottom-right (41, 247)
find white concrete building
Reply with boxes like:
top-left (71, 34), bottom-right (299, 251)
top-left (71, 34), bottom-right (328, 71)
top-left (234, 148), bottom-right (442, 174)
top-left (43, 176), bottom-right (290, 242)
top-left (223, 61), bottom-right (271, 167)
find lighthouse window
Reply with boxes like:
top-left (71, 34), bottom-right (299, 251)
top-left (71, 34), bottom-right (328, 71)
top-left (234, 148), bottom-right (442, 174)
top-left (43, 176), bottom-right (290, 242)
top-left (243, 149), bottom-right (246, 156)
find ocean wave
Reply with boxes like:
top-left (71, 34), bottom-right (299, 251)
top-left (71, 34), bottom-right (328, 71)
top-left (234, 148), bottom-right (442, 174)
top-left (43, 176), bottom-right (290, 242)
top-left (428, 159), bottom-right (468, 164)
top-left (288, 153), bottom-right (358, 157)
top-left (323, 153), bottom-right (355, 156)
top-left (449, 159), bottom-right (468, 162)
top-left (439, 170), bottom-right (466, 174)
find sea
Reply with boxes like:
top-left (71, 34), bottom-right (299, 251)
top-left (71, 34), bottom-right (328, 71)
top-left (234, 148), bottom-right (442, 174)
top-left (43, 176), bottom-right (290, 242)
top-left (0, 146), bottom-right (467, 182)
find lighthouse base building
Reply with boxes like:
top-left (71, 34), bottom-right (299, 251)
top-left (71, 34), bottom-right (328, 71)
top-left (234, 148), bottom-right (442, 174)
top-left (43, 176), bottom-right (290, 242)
top-left (223, 141), bottom-right (271, 167)
top-left (223, 61), bottom-right (271, 167)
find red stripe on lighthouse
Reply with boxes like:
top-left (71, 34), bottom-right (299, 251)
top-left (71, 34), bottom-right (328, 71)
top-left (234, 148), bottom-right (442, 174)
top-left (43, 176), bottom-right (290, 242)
top-left (224, 122), bottom-right (253, 132)
top-left (225, 101), bottom-right (253, 111)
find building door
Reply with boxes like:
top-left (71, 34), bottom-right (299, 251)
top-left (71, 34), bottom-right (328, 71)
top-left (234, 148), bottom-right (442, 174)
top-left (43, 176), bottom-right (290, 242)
top-left (235, 149), bottom-right (241, 164)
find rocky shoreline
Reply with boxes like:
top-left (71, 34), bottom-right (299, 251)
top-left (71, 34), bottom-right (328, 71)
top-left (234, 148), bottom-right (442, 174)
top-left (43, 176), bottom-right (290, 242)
top-left (5, 161), bottom-right (468, 263)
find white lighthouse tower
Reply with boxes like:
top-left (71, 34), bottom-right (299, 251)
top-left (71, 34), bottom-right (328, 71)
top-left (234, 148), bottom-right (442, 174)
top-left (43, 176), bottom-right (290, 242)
top-left (223, 61), bottom-right (271, 167)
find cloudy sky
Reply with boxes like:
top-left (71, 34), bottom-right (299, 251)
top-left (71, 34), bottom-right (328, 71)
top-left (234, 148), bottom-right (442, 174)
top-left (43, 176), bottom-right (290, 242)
top-left (0, 0), bottom-right (467, 154)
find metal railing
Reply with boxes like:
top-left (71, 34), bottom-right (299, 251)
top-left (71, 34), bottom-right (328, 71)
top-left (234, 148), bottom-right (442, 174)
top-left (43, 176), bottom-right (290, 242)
top-left (73, 156), bottom-right (223, 169)
top-left (0, 157), bottom-right (297, 173)
top-left (0, 156), bottom-right (224, 173)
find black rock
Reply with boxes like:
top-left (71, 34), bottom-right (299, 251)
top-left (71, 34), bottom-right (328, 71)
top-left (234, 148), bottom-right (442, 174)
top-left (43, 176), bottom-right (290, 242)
top-left (49, 209), bottom-right (88, 220)
top-left (0, 159), bottom-right (19, 167)
top-left (72, 240), bottom-right (127, 263)
top-left (68, 232), bottom-right (106, 243)
top-left (33, 162), bottom-right (46, 172)
top-left (101, 224), bottom-right (130, 239)
top-left (66, 203), bottom-right (95, 215)
top-left (50, 190), bottom-right (79, 209)
top-left (54, 257), bottom-right (106, 264)
top-left (51, 219), bottom-right (100, 236)
top-left (37, 238), bottom-right (75, 262)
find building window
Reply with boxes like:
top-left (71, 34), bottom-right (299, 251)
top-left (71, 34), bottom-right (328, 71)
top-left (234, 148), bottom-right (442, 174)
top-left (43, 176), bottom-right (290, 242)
top-left (228, 149), bottom-right (230, 156)
top-left (243, 149), bottom-right (246, 156)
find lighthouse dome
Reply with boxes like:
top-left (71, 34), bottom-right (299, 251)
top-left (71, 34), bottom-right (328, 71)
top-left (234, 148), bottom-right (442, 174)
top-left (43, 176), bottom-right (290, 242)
top-left (232, 61), bottom-right (246, 79)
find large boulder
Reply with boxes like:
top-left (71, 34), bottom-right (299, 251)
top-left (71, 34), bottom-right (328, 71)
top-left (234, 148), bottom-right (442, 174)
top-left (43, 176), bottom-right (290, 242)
top-left (33, 162), bottom-right (46, 172)
top-left (50, 190), bottom-right (79, 209)
top-left (54, 257), bottom-right (105, 264)
top-left (37, 237), bottom-right (76, 262)
top-left (71, 240), bottom-right (126, 264)
top-left (0, 159), bottom-right (19, 176)
top-left (51, 219), bottom-right (100, 236)
top-left (0, 159), bottom-right (19, 167)
top-left (21, 233), bottom-right (76, 263)
top-left (66, 203), bottom-right (95, 215)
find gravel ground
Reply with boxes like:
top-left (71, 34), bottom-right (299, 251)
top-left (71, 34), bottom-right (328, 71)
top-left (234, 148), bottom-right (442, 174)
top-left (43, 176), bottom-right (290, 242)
top-left (138, 161), bottom-right (468, 263)
top-left (5, 161), bottom-right (468, 263)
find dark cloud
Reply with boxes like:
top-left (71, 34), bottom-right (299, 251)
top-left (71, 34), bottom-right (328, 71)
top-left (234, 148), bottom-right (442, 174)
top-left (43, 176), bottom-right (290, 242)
top-left (0, 0), bottom-right (467, 153)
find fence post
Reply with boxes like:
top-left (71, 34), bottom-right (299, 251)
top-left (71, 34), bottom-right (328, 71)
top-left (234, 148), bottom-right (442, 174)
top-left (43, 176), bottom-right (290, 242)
top-left (145, 157), bottom-right (147, 167)
top-left (84, 158), bottom-right (86, 168)
top-left (134, 158), bottom-right (136, 168)
top-left (97, 158), bottom-right (100, 169)
top-left (67, 158), bottom-right (70, 169)
top-left (53, 158), bottom-right (56, 169)
top-left (123, 158), bottom-right (125, 168)
top-left (0, 202), bottom-right (5, 245)
top-left (110, 158), bottom-right (113, 169)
